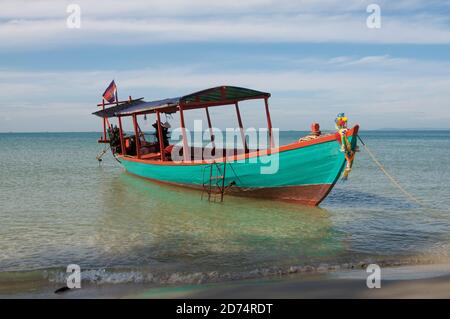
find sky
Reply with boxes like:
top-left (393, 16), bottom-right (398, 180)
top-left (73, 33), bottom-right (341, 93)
top-left (1, 0), bottom-right (450, 132)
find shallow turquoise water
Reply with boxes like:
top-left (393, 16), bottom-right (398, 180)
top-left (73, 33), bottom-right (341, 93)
top-left (0, 131), bottom-right (449, 282)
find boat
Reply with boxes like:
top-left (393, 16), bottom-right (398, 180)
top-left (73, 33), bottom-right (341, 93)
top-left (93, 85), bottom-right (359, 206)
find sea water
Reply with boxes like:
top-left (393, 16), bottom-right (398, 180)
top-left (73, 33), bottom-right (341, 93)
top-left (0, 131), bottom-right (449, 285)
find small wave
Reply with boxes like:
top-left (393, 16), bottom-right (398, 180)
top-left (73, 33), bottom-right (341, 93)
top-left (41, 256), bottom-right (447, 286)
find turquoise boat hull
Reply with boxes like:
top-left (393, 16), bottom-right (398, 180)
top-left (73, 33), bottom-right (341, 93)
top-left (118, 126), bottom-right (358, 205)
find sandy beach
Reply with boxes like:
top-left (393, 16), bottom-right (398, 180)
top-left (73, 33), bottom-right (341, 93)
top-left (1, 263), bottom-right (449, 299)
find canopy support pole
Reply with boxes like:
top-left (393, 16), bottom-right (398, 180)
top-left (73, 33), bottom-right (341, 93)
top-left (179, 105), bottom-right (190, 162)
top-left (205, 107), bottom-right (215, 153)
top-left (118, 116), bottom-right (126, 156)
top-left (264, 97), bottom-right (274, 152)
top-left (102, 99), bottom-right (107, 141)
top-left (132, 114), bottom-right (141, 159)
top-left (156, 111), bottom-right (166, 161)
top-left (235, 102), bottom-right (248, 153)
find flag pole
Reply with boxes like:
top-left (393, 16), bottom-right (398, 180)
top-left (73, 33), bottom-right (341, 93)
top-left (115, 82), bottom-right (119, 106)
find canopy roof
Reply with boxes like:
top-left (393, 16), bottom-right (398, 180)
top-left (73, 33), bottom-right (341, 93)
top-left (93, 86), bottom-right (270, 118)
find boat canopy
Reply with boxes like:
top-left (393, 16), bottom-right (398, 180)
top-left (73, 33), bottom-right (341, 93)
top-left (93, 86), bottom-right (270, 118)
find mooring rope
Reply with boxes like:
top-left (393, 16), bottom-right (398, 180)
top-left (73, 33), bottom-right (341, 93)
top-left (357, 135), bottom-right (426, 207)
top-left (357, 134), bottom-right (450, 222)
top-left (227, 162), bottom-right (243, 185)
top-left (96, 145), bottom-right (121, 164)
top-left (96, 146), bottom-right (110, 162)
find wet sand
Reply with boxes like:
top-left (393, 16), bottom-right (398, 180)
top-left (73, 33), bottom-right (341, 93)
top-left (1, 264), bottom-right (449, 299)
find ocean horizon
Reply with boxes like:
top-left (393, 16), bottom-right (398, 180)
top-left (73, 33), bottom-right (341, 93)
top-left (1, 128), bottom-right (450, 134)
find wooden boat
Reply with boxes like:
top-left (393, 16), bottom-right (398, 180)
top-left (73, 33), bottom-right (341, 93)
top-left (93, 85), bottom-right (359, 206)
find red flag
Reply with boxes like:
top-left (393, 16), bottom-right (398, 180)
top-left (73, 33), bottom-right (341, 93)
top-left (102, 80), bottom-right (117, 103)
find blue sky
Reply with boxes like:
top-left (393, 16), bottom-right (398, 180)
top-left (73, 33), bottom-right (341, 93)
top-left (1, 0), bottom-right (450, 132)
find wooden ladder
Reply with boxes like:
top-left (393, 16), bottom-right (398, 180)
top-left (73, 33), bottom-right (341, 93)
top-left (202, 159), bottom-right (228, 202)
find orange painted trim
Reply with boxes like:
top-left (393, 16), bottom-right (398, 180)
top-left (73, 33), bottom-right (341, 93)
top-left (118, 125), bottom-right (359, 166)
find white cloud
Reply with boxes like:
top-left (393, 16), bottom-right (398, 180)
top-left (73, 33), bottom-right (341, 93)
top-left (1, 56), bottom-right (450, 131)
top-left (1, 0), bottom-right (448, 19)
top-left (0, 0), bottom-right (379, 19)
top-left (1, 1), bottom-right (449, 131)
top-left (0, 0), bottom-right (450, 49)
